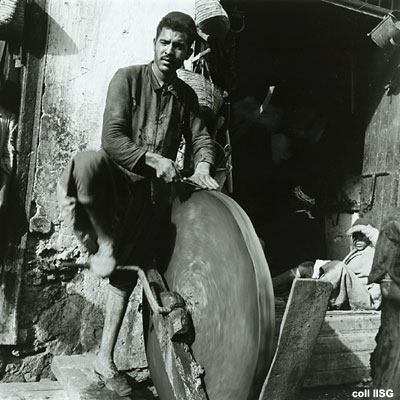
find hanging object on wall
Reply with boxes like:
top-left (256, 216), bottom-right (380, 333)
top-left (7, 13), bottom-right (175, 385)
top-left (195, 0), bottom-right (230, 42)
top-left (369, 11), bottom-right (400, 48)
top-left (177, 59), bottom-right (224, 116)
top-left (321, 0), bottom-right (400, 49)
top-left (0, 0), bottom-right (25, 41)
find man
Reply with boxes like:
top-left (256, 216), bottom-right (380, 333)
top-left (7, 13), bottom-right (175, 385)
top-left (319, 218), bottom-right (381, 310)
top-left (273, 218), bottom-right (381, 310)
top-left (58, 12), bottom-right (218, 397)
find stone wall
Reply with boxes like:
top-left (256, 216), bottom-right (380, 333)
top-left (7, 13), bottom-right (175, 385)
top-left (0, 0), bottom-right (194, 383)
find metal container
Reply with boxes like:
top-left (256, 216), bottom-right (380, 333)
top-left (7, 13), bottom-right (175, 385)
top-left (369, 11), bottom-right (400, 48)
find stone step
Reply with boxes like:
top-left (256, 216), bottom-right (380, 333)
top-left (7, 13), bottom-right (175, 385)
top-left (51, 354), bottom-right (157, 400)
top-left (0, 380), bottom-right (67, 400)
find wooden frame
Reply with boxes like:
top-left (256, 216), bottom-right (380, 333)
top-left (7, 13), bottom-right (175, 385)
top-left (0, 0), bottom-right (47, 345)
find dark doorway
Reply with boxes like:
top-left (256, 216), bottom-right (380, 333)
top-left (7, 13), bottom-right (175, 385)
top-left (223, 0), bottom-right (382, 275)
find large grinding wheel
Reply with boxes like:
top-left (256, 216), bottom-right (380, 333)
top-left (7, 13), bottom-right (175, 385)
top-left (146, 190), bottom-right (275, 400)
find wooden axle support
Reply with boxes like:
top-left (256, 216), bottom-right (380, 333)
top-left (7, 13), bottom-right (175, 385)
top-left (145, 269), bottom-right (208, 400)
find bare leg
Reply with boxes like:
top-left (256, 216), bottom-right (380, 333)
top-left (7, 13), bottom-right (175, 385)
top-left (272, 268), bottom-right (299, 288)
top-left (273, 262), bottom-right (315, 298)
top-left (94, 287), bottom-right (132, 396)
top-left (272, 262), bottom-right (314, 287)
top-left (95, 288), bottom-right (128, 369)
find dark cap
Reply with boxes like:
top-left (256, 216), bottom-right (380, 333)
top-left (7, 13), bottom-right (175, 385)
top-left (159, 11), bottom-right (197, 42)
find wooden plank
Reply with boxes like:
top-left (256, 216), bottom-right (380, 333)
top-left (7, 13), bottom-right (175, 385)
top-left (304, 367), bottom-right (371, 387)
top-left (309, 350), bottom-right (372, 371)
top-left (361, 50), bottom-right (400, 226)
top-left (313, 332), bottom-right (378, 354)
top-left (361, 48), bottom-right (381, 223)
top-left (272, 300), bottom-right (379, 387)
top-left (51, 355), bottom-right (126, 400)
top-left (0, 381), bottom-right (67, 400)
top-left (381, 92), bottom-right (392, 224)
top-left (383, 89), bottom-right (395, 214)
top-left (369, 84), bottom-right (384, 224)
top-left (259, 279), bottom-right (332, 400)
top-left (320, 311), bottom-right (381, 333)
top-left (390, 66), bottom-right (400, 210)
top-left (273, 307), bottom-right (379, 355)
top-left (377, 91), bottom-right (388, 224)
top-left (0, 0), bottom-right (48, 345)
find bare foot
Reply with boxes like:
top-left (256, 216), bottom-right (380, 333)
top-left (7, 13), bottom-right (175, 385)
top-left (94, 355), bottom-right (118, 378)
top-left (89, 241), bottom-right (116, 278)
top-left (94, 356), bottom-right (132, 397)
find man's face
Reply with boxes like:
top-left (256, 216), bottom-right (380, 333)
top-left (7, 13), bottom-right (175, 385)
top-left (153, 27), bottom-right (192, 78)
top-left (352, 232), bottom-right (371, 251)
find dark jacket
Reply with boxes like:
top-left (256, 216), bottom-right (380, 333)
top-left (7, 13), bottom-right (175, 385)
top-left (101, 62), bottom-right (215, 180)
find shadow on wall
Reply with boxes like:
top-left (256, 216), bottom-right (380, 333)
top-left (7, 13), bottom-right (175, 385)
top-left (25, 1), bottom-right (78, 59)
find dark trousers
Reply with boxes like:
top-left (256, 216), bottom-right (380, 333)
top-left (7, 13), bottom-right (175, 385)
top-left (58, 150), bottom-right (171, 297)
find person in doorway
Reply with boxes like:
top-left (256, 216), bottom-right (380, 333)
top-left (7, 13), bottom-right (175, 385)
top-left (58, 12), bottom-right (217, 397)
top-left (0, 104), bottom-right (16, 213)
top-left (273, 218), bottom-right (381, 310)
top-left (0, 102), bottom-right (17, 258)
top-left (319, 218), bottom-right (381, 310)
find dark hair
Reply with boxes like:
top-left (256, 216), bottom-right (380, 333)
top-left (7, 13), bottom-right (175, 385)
top-left (156, 14), bottom-right (196, 47)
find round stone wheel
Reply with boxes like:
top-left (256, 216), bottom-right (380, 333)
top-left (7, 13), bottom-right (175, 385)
top-left (146, 191), bottom-right (275, 400)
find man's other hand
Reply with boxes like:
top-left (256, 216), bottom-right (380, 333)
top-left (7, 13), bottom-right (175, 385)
top-left (188, 173), bottom-right (219, 190)
top-left (189, 162), bottom-right (219, 190)
top-left (145, 152), bottom-right (179, 183)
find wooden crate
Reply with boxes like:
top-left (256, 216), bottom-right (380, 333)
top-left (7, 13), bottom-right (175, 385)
top-left (304, 310), bottom-right (381, 387)
top-left (274, 301), bottom-right (381, 387)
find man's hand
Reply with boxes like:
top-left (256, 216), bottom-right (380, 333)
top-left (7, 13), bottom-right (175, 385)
top-left (145, 152), bottom-right (179, 183)
top-left (188, 162), bottom-right (219, 190)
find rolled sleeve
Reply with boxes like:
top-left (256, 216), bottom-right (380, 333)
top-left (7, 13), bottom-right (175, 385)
top-left (188, 98), bottom-right (215, 168)
top-left (101, 68), bottom-right (147, 172)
